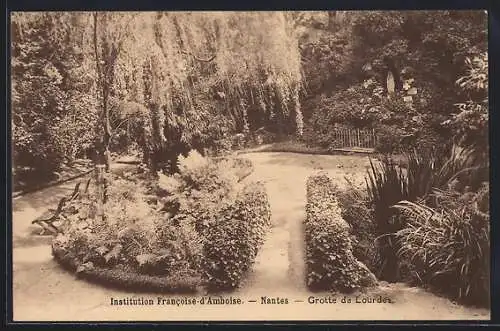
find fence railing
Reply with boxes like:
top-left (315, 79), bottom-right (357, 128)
top-left (330, 128), bottom-right (377, 149)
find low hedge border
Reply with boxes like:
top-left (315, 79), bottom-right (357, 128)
top-left (203, 182), bottom-right (271, 291)
top-left (52, 245), bottom-right (202, 294)
top-left (304, 172), bottom-right (377, 293)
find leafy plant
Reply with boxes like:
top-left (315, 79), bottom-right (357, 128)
top-left (393, 188), bottom-right (490, 306)
top-left (427, 144), bottom-right (488, 194)
top-left (365, 157), bottom-right (408, 281)
top-left (53, 171), bottom-right (203, 280)
top-left (152, 151), bottom-right (269, 291)
top-left (365, 144), bottom-right (488, 281)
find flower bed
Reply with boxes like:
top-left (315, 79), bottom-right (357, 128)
top-left (52, 151), bottom-right (270, 293)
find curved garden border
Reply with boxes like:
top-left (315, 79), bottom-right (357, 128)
top-left (49, 154), bottom-right (265, 294)
top-left (52, 246), bottom-right (202, 294)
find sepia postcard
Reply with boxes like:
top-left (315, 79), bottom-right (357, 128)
top-left (10, 10), bottom-right (490, 322)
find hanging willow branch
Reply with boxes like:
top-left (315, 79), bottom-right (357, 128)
top-left (93, 13), bottom-right (103, 106)
top-left (171, 14), bottom-right (216, 63)
top-left (180, 49), bottom-right (216, 62)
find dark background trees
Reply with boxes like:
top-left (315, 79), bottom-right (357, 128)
top-left (299, 11), bottom-right (487, 156)
top-left (12, 13), bottom-right (98, 186)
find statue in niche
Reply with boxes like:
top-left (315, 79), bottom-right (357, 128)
top-left (383, 56), bottom-right (403, 98)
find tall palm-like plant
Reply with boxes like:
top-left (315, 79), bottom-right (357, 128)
top-left (366, 144), bottom-right (488, 283)
top-left (366, 156), bottom-right (408, 281)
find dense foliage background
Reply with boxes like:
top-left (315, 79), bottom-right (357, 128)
top-left (12, 11), bottom-right (487, 181)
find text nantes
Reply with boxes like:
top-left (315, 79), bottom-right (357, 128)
top-left (261, 296), bottom-right (289, 304)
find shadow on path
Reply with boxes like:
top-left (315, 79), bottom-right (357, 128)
top-left (13, 179), bottom-right (86, 213)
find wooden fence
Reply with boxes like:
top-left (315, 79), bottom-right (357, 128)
top-left (330, 128), bottom-right (377, 149)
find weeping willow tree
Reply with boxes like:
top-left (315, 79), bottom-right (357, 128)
top-left (13, 12), bottom-right (304, 173)
top-left (102, 11), bottom-right (304, 172)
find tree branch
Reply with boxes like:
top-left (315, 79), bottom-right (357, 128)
top-left (181, 49), bottom-right (216, 63)
top-left (93, 12), bottom-right (103, 107)
top-left (114, 118), bottom-right (130, 132)
top-left (113, 15), bottom-right (136, 61)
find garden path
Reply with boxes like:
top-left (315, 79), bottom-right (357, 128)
top-left (11, 153), bottom-right (489, 321)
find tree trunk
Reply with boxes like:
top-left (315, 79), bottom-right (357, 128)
top-left (93, 12), bottom-right (112, 172)
top-left (328, 12), bottom-right (337, 30)
top-left (103, 110), bottom-right (112, 171)
top-left (94, 164), bottom-right (106, 222)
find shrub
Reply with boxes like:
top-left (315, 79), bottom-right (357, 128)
top-left (202, 182), bottom-right (271, 291)
top-left (157, 150), bottom-right (242, 235)
top-left (336, 180), bottom-right (378, 271)
top-left (393, 186), bottom-right (490, 307)
top-left (403, 145), bottom-right (488, 204)
top-left (373, 124), bottom-right (407, 154)
top-left (13, 146), bottom-right (66, 191)
top-left (434, 145), bottom-right (489, 193)
top-left (253, 128), bottom-right (278, 145)
top-left (305, 173), bottom-right (377, 293)
top-left (449, 52), bottom-right (488, 157)
top-left (156, 150), bottom-right (270, 291)
top-left (365, 145), bottom-right (488, 282)
top-left (214, 156), bottom-right (254, 182)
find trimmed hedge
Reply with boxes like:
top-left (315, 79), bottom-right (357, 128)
top-left (203, 182), bottom-right (271, 291)
top-left (305, 173), bottom-right (377, 292)
top-left (336, 185), bottom-right (378, 272)
top-left (52, 244), bottom-right (201, 293)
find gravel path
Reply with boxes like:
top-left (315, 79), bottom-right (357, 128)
top-left (11, 153), bottom-right (490, 321)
